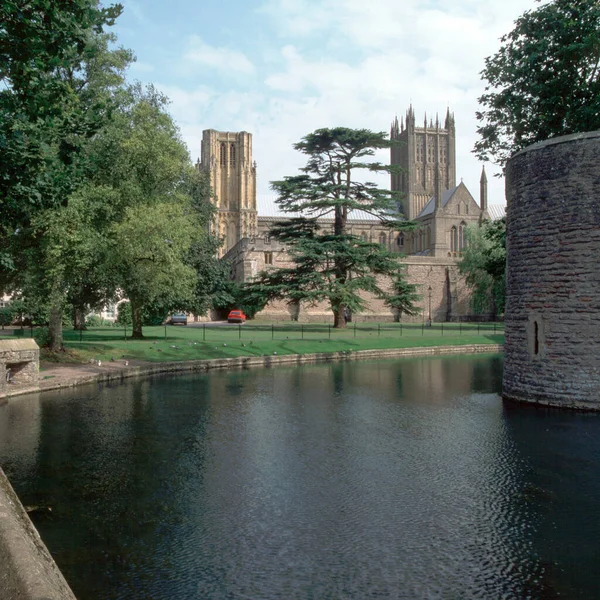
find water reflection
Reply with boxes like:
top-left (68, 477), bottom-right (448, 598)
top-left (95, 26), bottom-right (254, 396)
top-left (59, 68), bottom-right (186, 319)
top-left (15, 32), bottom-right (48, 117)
top-left (0, 355), bottom-right (599, 598)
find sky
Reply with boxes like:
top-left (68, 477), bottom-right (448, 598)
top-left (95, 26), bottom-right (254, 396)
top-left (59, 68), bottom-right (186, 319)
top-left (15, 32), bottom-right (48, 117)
top-left (112, 0), bottom-right (535, 209)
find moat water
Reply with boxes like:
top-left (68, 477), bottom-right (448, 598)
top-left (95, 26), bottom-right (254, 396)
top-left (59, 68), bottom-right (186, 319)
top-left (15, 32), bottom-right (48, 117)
top-left (1, 355), bottom-right (600, 599)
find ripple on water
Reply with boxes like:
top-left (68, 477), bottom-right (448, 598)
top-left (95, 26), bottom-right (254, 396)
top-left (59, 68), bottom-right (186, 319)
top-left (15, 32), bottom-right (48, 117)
top-left (1, 356), bottom-right (600, 599)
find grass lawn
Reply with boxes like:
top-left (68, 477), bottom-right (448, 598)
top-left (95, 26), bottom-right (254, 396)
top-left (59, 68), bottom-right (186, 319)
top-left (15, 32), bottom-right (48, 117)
top-left (38, 322), bottom-right (504, 364)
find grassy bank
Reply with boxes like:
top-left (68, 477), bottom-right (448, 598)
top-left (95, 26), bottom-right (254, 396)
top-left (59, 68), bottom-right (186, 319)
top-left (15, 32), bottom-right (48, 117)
top-left (35, 322), bottom-right (503, 364)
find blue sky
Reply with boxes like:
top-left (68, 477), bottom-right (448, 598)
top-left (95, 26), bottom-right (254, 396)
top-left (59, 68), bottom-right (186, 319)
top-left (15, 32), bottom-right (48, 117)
top-left (112, 0), bottom-right (535, 208)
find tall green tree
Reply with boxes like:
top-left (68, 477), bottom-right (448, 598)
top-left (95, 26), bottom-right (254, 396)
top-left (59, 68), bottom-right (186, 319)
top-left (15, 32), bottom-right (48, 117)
top-left (458, 218), bottom-right (506, 318)
top-left (0, 0), bottom-right (125, 233)
top-left (246, 128), bottom-right (415, 328)
top-left (475, 0), bottom-right (600, 167)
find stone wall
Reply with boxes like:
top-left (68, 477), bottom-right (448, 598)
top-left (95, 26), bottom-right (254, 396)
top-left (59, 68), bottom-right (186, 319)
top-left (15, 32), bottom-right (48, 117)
top-left (0, 467), bottom-right (77, 599)
top-left (503, 131), bottom-right (600, 409)
top-left (224, 238), bottom-right (475, 322)
top-left (0, 339), bottom-right (40, 398)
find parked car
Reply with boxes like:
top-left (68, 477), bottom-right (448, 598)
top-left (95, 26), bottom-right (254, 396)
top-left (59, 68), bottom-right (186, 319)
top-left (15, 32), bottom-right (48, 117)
top-left (170, 313), bottom-right (188, 325)
top-left (227, 310), bottom-right (246, 323)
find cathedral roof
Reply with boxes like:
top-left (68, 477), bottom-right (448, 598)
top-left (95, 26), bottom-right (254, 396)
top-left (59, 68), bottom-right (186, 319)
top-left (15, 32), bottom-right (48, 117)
top-left (417, 185), bottom-right (460, 218)
top-left (487, 204), bottom-right (506, 220)
top-left (257, 195), bottom-right (395, 223)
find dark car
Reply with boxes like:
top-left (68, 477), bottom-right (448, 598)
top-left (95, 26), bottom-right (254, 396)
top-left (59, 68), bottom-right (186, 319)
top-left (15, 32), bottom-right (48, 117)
top-left (170, 313), bottom-right (188, 325)
top-left (227, 310), bottom-right (246, 323)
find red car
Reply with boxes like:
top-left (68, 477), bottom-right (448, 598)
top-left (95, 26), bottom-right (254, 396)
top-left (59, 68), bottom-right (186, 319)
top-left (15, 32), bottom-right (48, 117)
top-left (227, 310), bottom-right (246, 323)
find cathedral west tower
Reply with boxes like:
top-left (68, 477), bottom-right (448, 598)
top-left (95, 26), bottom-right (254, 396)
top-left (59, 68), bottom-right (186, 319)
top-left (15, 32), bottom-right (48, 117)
top-left (390, 106), bottom-right (456, 220)
top-left (200, 130), bottom-right (258, 256)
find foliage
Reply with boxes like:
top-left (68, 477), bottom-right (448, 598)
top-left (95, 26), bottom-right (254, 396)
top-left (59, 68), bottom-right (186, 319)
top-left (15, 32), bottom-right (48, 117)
top-left (0, 0), bottom-right (128, 233)
top-left (116, 302), bottom-right (132, 326)
top-left (475, 0), bottom-right (600, 167)
top-left (85, 315), bottom-right (104, 327)
top-left (246, 128), bottom-right (409, 327)
top-left (458, 218), bottom-right (506, 316)
top-left (33, 328), bottom-right (52, 348)
top-left (385, 268), bottom-right (422, 321)
top-left (0, 306), bottom-right (13, 327)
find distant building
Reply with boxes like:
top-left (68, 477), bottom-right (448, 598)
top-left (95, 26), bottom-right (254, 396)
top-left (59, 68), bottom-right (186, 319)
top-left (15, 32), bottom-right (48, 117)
top-left (199, 110), bottom-right (504, 322)
top-left (199, 130), bottom-right (258, 256)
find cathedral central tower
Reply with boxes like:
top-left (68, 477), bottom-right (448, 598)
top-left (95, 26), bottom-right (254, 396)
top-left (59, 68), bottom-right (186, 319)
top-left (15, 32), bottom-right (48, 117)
top-left (390, 106), bottom-right (456, 220)
top-left (200, 130), bottom-right (258, 256)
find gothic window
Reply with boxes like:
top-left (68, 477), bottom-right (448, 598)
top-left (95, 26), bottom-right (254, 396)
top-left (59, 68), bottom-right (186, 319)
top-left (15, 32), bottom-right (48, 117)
top-left (228, 222), bottom-right (237, 250)
top-left (419, 230), bottom-right (424, 252)
top-left (397, 233), bottom-right (404, 247)
top-left (465, 203), bottom-right (469, 215)
top-left (220, 143), bottom-right (226, 167)
top-left (264, 252), bottom-right (273, 265)
top-left (450, 226), bottom-right (458, 253)
top-left (426, 226), bottom-right (431, 249)
top-left (230, 143), bottom-right (236, 168)
top-left (361, 232), bottom-right (368, 242)
top-left (264, 235), bottom-right (271, 244)
top-left (457, 203), bottom-right (461, 215)
top-left (379, 232), bottom-right (387, 246)
top-left (459, 221), bottom-right (467, 251)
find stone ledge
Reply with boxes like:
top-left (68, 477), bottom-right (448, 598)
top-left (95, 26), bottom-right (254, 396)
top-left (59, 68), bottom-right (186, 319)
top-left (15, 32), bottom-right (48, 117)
top-left (32, 344), bottom-right (504, 396)
top-left (0, 468), bottom-right (77, 600)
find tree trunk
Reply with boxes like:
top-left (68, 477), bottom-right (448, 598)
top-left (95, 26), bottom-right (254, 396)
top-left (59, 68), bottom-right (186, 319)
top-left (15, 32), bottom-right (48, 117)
top-left (333, 304), bottom-right (346, 329)
top-left (49, 306), bottom-right (63, 351)
top-left (73, 307), bottom-right (87, 330)
top-left (130, 299), bottom-right (144, 339)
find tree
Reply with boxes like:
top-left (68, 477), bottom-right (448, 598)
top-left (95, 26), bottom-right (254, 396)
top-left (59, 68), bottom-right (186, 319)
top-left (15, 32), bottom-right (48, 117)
top-left (246, 128), bottom-right (414, 328)
top-left (458, 218), bottom-right (506, 318)
top-left (474, 0), bottom-right (600, 168)
top-left (1, 3), bottom-right (131, 350)
top-left (0, 0), bottom-right (125, 233)
top-left (385, 269), bottom-right (421, 322)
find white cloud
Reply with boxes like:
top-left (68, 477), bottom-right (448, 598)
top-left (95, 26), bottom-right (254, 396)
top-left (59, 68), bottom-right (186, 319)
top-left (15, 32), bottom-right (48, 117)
top-left (156, 0), bottom-right (535, 206)
top-left (183, 35), bottom-right (255, 75)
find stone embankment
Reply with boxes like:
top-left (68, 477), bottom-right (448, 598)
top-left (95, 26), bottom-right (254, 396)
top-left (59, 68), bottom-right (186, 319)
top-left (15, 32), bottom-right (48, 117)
top-left (0, 468), bottom-right (77, 600)
top-left (17, 343), bottom-right (503, 400)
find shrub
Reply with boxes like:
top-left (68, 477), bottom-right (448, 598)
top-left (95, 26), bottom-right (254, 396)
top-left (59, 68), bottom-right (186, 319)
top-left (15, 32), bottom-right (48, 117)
top-left (85, 315), bottom-right (104, 327)
top-left (33, 327), bottom-right (51, 348)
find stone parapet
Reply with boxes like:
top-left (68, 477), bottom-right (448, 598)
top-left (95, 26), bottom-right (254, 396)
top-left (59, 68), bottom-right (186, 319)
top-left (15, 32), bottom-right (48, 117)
top-left (0, 468), bottom-right (77, 600)
top-left (503, 131), bottom-right (600, 409)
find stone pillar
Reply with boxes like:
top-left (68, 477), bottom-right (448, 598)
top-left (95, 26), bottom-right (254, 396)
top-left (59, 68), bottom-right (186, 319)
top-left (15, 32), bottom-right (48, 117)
top-left (503, 131), bottom-right (600, 409)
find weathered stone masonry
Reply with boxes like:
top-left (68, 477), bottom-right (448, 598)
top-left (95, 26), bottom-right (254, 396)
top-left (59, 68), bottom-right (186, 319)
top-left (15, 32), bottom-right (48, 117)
top-left (0, 339), bottom-right (40, 399)
top-left (503, 131), bottom-right (600, 409)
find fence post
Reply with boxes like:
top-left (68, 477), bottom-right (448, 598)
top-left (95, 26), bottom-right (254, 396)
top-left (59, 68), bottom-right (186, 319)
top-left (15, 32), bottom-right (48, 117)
top-left (203, 323), bottom-right (206, 341)
top-left (441, 323), bottom-right (444, 336)
top-left (239, 324), bottom-right (241, 340)
top-left (272, 324), bottom-right (274, 340)
top-left (328, 324), bottom-right (331, 339)
top-left (124, 323), bottom-right (127, 341)
top-left (354, 322), bottom-right (356, 338)
top-left (164, 323), bottom-right (167, 341)
top-left (400, 323), bottom-right (402, 336)
top-left (422, 323), bottom-right (424, 336)
top-left (301, 324), bottom-right (304, 340)
top-left (459, 322), bottom-right (462, 335)
top-left (478, 323), bottom-right (481, 335)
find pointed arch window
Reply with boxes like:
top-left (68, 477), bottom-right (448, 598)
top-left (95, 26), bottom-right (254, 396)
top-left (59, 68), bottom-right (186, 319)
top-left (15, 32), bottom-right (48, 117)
top-left (230, 143), bottom-right (236, 168)
top-left (426, 226), bottom-right (431, 249)
top-left (397, 233), bottom-right (404, 247)
top-left (379, 232), bottom-right (387, 246)
top-left (220, 143), bottom-right (226, 167)
top-left (450, 226), bottom-right (458, 253)
top-left (459, 221), bottom-right (467, 251)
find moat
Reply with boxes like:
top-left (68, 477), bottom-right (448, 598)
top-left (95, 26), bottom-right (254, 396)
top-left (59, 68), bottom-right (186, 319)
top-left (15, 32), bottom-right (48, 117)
top-left (1, 355), bottom-right (600, 599)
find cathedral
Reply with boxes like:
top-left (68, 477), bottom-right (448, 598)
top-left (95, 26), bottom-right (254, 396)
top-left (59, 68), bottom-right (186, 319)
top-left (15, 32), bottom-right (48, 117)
top-left (199, 108), bottom-right (502, 322)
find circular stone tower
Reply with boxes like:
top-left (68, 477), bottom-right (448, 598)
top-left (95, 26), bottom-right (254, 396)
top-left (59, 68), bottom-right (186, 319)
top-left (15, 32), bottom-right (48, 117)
top-left (503, 131), bottom-right (600, 410)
